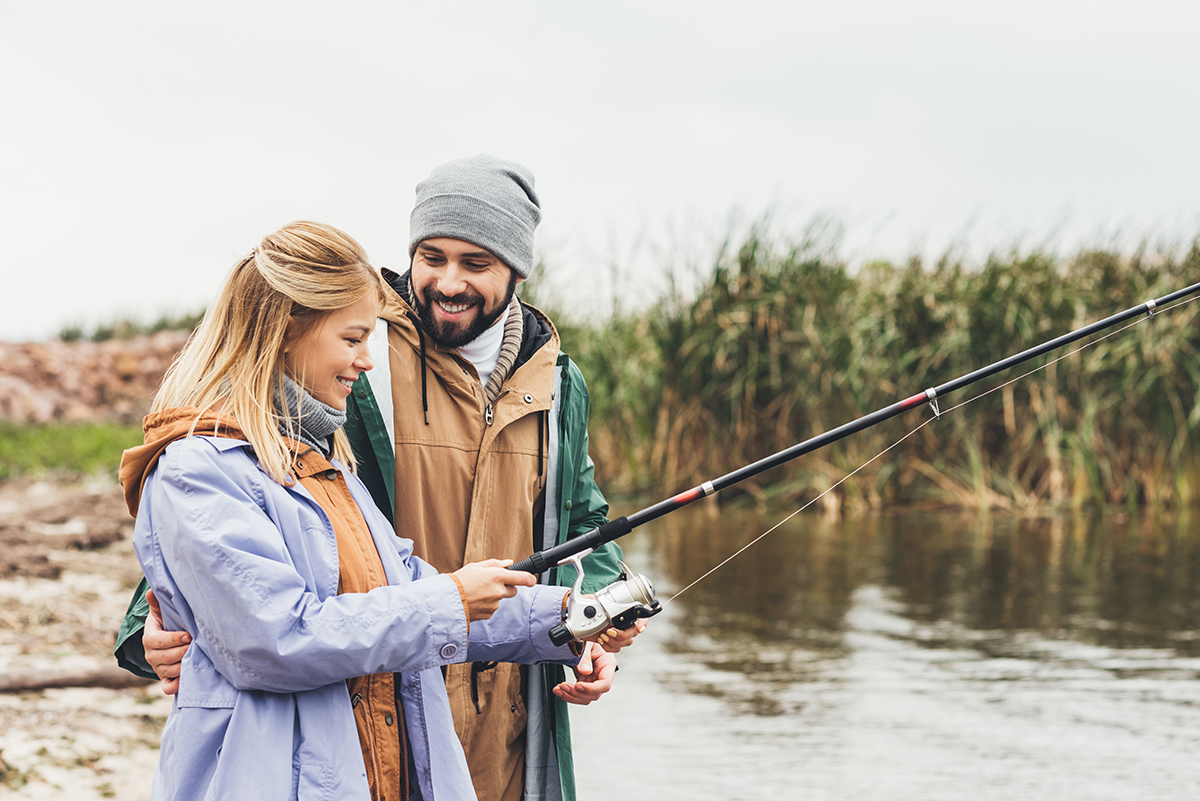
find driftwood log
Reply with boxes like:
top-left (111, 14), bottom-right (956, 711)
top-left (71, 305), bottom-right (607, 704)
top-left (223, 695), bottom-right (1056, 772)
top-left (0, 666), bottom-right (155, 693)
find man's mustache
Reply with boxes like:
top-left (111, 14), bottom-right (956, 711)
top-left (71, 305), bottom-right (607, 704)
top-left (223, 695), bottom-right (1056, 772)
top-left (424, 289), bottom-right (484, 308)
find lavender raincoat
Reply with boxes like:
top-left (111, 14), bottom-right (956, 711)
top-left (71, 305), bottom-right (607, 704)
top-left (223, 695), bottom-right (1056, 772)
top-left (131, 433), bottom-right (576, 800)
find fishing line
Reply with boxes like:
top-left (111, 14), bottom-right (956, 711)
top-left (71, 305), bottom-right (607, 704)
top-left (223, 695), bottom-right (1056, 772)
top-left (665, 419), bottom-right (933, 604)
top-left (665, 291), bottom-right (1200, 603)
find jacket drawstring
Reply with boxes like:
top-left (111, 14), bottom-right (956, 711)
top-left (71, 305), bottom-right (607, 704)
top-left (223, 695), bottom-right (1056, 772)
top-left (406, 311), bottom-right (430, 425)
top-left (470, 661), bottom-right (498, 714)
top-left (538, 410), bottom-right (545, 489)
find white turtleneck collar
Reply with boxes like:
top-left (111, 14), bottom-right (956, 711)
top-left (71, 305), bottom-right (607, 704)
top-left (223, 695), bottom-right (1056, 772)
top-left (456, 303), bottom-right (510, 388)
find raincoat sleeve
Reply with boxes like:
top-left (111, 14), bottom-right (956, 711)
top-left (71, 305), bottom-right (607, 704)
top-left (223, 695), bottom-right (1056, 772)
top-left (139, 438), bottom-right (570, 694)
top-left (346, 472), bottom-right (578, 668)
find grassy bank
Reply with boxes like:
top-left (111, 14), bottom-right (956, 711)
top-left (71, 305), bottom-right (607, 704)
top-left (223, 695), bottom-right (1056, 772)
top-left (0, 422), bottom-right (144, 481)
top-left (547, 234), bottom-right (1200, 511)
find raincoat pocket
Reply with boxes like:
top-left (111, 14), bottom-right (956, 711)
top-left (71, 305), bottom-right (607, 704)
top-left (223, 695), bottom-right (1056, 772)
top-left (174, 646), bottom-right (238, 709)
top-left (293, 759), bottom-right (336, 800)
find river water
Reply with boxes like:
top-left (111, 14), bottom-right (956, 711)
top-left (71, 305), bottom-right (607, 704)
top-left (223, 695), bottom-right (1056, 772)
top-left (571, 504), bottom-right (1200, 800)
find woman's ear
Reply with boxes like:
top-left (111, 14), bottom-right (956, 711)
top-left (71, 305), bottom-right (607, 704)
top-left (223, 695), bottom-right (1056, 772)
top-left (282, 316), bottom-right (300, 354)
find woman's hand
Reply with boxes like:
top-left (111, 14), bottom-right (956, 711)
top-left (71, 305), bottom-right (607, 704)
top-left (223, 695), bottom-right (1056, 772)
top-left (143, 588), bottom-right (191, 696)
top-left (595, 618), bottom-right (648, 653)
top-left (552, 641), bottom-right (616, 705)
top-left (451, 559), bottom-right (536, 622)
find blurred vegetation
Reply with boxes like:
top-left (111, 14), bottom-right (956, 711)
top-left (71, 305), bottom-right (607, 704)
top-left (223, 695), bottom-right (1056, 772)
top-left (59, 310), bottom-right (205, 343)
top-left (0, 422), bottom-right (144, 481)
top-left (542, 231), bottom-right (1200, 512)
top-left (18, 235), bottom-right (1200, 509)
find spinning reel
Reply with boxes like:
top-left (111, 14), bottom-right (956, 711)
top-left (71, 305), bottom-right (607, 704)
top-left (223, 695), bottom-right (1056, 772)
top-left (549, 551), bottom-right (662, 647)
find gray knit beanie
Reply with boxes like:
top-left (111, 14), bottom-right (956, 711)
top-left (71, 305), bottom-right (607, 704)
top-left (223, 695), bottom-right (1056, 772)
top-left (408, 154), bottom-right (541, 279)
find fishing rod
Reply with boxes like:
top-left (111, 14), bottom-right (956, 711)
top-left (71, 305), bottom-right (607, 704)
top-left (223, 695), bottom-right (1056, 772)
top-left (517, 280), bottom-right (1200, 575)
top-left (521, 281), bottom-right (1200, 642)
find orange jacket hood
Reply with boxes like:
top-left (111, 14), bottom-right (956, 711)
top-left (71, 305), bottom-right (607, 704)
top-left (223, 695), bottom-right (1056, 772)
top-left (119, 408), bottom-right (247, 517)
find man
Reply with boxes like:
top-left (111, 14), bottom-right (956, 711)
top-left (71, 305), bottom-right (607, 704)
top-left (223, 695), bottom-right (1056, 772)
top-left (117, 155), bottom-right (640, 801)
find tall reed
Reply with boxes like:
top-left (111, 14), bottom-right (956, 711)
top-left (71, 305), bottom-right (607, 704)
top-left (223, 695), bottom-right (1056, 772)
top-left (546, 233), bottom-right (1200, 511)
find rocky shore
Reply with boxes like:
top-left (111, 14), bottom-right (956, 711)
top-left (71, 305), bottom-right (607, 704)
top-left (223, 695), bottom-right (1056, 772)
top-left (0, 476), bottom-right (168, 799)
top-left (0, 334), bottom-right (186, 798)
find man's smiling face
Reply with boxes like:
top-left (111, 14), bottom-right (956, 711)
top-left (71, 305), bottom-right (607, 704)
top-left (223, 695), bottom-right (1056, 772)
top-left (410, 237), bottom-right (520, 347)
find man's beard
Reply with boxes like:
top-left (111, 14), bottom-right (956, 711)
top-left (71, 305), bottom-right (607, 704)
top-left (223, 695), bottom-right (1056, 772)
top-left (414, 272), bottom-right (518, 348)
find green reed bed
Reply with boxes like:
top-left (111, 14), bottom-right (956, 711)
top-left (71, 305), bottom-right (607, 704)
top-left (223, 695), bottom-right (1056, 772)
top-left (554, 235), bottom-right (1200, 511)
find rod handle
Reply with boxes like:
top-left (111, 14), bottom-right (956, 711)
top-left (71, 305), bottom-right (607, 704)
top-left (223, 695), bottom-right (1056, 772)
top-left (508, 517), bottom-right (633, 575)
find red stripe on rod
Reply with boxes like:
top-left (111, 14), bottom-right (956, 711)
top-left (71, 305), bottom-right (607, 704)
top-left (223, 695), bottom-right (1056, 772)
top-left (670, 487), bottom-right (704, 505)
top-left (898, 392), bottom-right (928, 410)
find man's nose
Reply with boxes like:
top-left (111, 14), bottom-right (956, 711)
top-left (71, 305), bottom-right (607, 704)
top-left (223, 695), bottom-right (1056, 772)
top-left (437, 262), bottom-right (470, 297)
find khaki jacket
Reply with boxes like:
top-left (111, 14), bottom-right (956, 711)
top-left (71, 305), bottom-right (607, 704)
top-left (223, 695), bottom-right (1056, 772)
top-left (344, 271), bottom-right (626, 801)
top-left (379, 288), bottom-right (555, 801)
top-left (379, 289), bottom-right (558, 574)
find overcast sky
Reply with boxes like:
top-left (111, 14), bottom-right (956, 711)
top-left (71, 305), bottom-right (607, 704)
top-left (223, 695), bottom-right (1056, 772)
top-left (2, 1), bottom-right (1198, 341)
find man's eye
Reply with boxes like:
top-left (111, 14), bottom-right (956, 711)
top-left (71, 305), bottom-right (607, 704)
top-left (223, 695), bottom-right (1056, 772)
top-left (347, 338), bottom-right (362, 345)
top-left (466, 262), bottom-right (490, 270)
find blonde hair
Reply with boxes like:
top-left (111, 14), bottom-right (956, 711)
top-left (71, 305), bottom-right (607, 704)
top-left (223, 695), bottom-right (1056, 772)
top-left (153, 221), bottom-right (383, 483)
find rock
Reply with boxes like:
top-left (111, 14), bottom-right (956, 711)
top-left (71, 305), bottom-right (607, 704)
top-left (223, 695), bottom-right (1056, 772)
top-left (0, 331), bottom-right (190, 424)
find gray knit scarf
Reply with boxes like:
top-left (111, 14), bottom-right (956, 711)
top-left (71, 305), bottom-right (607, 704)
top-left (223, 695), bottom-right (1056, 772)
top-left (274, 376), bottom-right (346, 457)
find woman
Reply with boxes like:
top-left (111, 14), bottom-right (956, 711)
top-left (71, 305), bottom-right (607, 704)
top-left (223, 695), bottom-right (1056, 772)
top-left (120, 221), bottom-right (593, 800)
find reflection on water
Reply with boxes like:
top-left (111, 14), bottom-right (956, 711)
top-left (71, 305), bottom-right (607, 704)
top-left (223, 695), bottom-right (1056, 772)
top-left (572, 505), bottom-right (1200, 800)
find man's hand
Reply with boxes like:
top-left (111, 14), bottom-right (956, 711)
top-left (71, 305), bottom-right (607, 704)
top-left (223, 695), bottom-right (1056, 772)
top-left (596, 619), bottom-right (648, 653)
top-left (551, 641), bottom-right (615, 705)
top-left (143, 588), bottom-right (190, 696)
top-left (451, 559), bottom-right (537, 621)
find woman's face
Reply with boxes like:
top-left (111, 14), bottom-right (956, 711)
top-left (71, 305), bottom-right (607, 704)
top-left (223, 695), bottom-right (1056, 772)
top-left (283, 294), bottom-right (377, 410)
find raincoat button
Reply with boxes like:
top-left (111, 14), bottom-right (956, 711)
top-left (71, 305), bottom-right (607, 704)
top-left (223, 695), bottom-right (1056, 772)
top-left (440, 643), bottom-right (458, 659)
top-left (356, 389), bottom-right (366, 398)
top-left (385, 714), bottom-right (394, 726)
top-left (524, 394), bottom-right (534, 403)
top-left (564, 500), bottom-right (572, 511)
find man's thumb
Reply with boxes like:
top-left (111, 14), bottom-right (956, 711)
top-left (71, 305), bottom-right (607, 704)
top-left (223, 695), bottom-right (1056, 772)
top-left (576, 643), bottom-right (593, 675)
